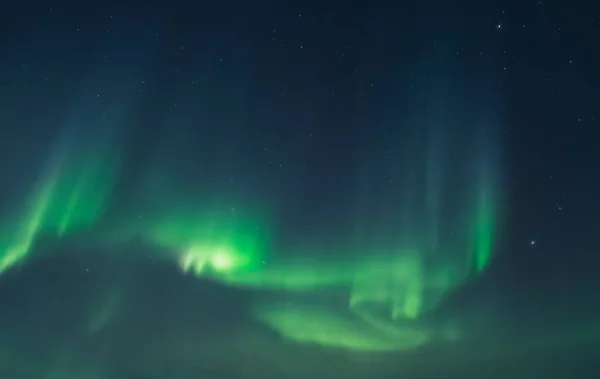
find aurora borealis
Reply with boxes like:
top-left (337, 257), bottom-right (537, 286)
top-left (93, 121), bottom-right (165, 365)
top-left (0, 80), bottom-right (502, 352)
top-left (1, 1), bottom-right (599, 378)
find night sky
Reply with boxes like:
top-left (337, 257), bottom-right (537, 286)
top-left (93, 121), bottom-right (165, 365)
top-left (1, 1), bottom-right (599, 378)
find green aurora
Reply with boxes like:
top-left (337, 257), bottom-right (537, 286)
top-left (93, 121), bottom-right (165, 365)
top-left (0, 122), bottom-right (500, 353)
top-left (0, 141), bottom-right (117, 274)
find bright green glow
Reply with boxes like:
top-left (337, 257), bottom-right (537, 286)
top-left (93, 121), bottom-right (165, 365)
top-left (142, 207), bottom-right (268, 275)
top-left (180, 244), bottom-right (251, 274)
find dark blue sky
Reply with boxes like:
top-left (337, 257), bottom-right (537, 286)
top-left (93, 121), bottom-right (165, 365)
top-left (1, 0), bottom-right (599, 308)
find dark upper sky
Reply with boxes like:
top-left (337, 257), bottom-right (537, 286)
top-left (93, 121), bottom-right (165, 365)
top-left (1, 0), bottom-right (599, 287)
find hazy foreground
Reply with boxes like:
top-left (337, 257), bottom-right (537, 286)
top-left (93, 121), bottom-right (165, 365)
top-left (0, 246), bottom-right (598, 379)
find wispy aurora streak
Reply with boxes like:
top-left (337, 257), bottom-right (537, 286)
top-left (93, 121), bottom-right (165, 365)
top-left (471, 127), bottom-right (499, 275)
top-left (0, 137), bottom-right (117, 274)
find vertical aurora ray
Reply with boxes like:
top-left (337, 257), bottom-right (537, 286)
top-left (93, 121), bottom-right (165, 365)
top-left (469, 120), bottom-right (502, 275)
top-left (45, 141), bottom-right (118, 239)
top-left (472, 188), bottom-right (495, 274)
top-left (0, 128), bottom-right (119, 274)
top-left (54, 151), bottom-right (115, 237)
top-left (0, 168), bottom-right (59, 273)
